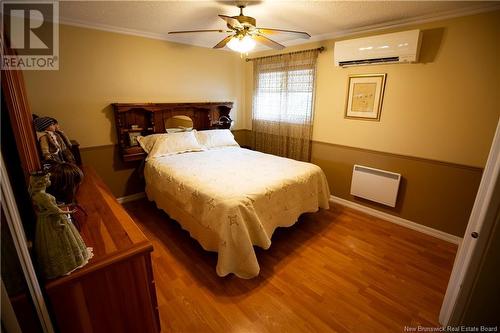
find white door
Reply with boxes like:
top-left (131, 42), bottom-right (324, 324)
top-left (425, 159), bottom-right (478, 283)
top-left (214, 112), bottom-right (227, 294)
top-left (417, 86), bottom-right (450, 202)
top-left (439, 119), bottom-right (500, 325)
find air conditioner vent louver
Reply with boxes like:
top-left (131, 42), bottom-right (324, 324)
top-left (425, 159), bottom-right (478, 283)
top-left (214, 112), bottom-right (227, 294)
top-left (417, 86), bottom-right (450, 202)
top-left (339, 57), bottom-right (400, 67)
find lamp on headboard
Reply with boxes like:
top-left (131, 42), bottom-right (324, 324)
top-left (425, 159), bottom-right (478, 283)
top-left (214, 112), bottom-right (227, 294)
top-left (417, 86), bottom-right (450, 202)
top-left (217, 115), bottom-right (233, 129)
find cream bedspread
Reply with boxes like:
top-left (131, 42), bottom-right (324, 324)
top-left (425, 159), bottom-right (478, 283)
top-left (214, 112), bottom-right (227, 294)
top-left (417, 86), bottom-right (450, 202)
top-left (144, 147), bottom-right (330, 278)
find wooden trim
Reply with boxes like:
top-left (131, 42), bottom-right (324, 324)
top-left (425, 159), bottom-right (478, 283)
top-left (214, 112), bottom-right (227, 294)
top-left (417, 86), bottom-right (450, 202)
top-left (312, 140), bottom-right (483, 171)
top-left (78, 137), bottom-right (483, 172)
top-left (330, 195), bottom-right (462, 244)
top-left (1, 39), bottom-right (41, 179)
top-left (79, 144), bottom-right (116, 151)
top-left (44, 240), bottom-right (153, 289)
top-left (144, 252), bottom-right (161, 332)
top-left (116, 192), bottom-right (146, 204)
top-left (112, 102), bottom-right (234, 113)
top-left (231, 133), bottom-right (482, 171)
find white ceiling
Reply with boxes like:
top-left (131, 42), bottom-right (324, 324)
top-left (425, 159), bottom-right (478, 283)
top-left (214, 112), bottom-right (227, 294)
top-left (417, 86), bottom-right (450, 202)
top-left (59, 1), bottom-right (498, 52)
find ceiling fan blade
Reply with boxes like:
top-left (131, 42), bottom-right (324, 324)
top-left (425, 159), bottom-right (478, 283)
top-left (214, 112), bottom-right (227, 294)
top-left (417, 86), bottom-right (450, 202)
top-left (168, 29), bottom-right (230, 34)
top-left (218, 15), bottom-right (243, 30)
top-left (256, 28), bottom-right (311, 39)
top-left (213, 35), bottom-right (233, 49)
top-left (254, 34), bottom-right (285, 50)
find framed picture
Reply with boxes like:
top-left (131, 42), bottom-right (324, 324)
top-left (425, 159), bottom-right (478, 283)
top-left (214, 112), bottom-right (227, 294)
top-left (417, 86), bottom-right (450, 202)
top-left (128, 131), bottom-right (141, 146)
top-left (345, 73), bottom-right (387, 121)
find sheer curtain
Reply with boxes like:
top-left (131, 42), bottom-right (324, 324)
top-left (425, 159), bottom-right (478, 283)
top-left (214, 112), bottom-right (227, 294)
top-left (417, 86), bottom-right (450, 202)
top-left (252, 49), bottom-right (319, 161)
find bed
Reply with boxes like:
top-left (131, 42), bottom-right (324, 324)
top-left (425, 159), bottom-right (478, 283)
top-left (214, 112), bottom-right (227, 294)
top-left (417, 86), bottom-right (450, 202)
top-left (113, 103), bottom-right (330, 278)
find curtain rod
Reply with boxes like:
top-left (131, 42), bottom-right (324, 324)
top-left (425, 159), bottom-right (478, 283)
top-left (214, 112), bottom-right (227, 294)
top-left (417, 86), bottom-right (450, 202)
top-left (245, 46), bottom-right (325, 62)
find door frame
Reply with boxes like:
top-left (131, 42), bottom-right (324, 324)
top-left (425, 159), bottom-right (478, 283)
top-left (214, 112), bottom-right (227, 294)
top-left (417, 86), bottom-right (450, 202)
top-left (0, 153), bottom-right (55, 333)
top-left (439, 119), bottom-right (500, 325)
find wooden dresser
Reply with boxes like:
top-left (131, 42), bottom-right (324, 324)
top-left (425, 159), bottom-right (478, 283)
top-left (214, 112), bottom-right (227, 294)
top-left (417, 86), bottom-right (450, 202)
top-left (44, 166), bottom-right (160, 333)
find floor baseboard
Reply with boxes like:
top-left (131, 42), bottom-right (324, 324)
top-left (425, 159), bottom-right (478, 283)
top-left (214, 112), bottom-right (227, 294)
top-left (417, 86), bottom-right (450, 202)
top-left (117, 192), bottom-right (461, 244)
top-left (116, 192), bottom-right (146, 204)
top-left (330, 195), bottom-right (462, 245)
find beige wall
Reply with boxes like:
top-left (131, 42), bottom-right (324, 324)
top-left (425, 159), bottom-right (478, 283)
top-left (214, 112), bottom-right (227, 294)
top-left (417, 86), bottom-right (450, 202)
top-left (235, 128), bottom-right (482, 236)
top-left (21, 11), bottom-right (499, 236)
top-left (242, 10), bottom-right (499, 236)
top-left (79, 145), bottom-right (144, 197)
top-left (23, 24), bottom-right (245, 148)
top-left (311, 142), bottom-right (482, 236)
top-left (245, 10), bottom-right (500, 168)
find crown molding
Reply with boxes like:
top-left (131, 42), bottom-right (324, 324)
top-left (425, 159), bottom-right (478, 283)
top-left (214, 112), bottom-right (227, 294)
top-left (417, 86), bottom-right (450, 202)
top-left (59, 17), bottom-right (172, 42)
top-left (286, 3), bottom-right (500, 47)
top-left (58, 3), bottom-right (500, 52)
top-left (58, 17), bottom-right (232, 52)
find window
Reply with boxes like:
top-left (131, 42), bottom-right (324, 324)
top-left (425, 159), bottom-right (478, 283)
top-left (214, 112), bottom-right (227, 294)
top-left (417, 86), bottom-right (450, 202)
top-left (253, 68), bottom-right (315, 124)
top-left (251, 49), bottom-right (319, 161)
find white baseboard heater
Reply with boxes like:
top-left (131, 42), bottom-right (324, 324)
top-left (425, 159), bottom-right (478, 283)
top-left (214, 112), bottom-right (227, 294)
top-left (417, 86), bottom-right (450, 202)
top-left (350, 165), bottom-right (401, 207)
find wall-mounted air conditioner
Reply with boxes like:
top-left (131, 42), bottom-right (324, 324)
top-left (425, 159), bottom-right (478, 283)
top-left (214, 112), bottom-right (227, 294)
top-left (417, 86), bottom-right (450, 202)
top-left (334, 29), bottom-right (422, 67)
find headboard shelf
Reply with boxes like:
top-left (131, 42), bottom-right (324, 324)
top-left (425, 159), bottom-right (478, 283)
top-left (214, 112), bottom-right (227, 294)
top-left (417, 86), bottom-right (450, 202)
top-left (112, 102), bottom-right (233, 162)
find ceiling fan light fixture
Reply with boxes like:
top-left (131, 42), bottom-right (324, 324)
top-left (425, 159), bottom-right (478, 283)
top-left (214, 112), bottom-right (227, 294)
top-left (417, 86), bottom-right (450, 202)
top-left (227, 35), bottom-right (256, 53)
top-left (170, 4), bottom-right (309, 51)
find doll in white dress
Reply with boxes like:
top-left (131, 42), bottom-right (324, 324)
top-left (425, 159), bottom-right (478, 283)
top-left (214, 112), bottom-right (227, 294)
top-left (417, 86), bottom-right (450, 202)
top-left (30, 172), bottom-right (92, 279)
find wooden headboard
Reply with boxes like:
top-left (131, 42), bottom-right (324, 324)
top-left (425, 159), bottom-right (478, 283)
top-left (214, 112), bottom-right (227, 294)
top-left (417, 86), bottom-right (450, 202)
top-left (112, 102), bottom-right (233, 162)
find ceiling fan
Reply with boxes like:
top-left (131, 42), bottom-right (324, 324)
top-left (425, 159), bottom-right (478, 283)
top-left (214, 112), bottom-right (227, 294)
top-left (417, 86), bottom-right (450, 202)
top-left (168, 5), bottom-right (311, 53)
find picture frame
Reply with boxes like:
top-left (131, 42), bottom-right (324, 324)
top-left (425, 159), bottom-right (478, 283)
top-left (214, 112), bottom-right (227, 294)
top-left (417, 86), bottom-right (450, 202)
top-left (128, 131), bottom-right (141, 146)
top-left (345, 73), bottom-right (387, 121)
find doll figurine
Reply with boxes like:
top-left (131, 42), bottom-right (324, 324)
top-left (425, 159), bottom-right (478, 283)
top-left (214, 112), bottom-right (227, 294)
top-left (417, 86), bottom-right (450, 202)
top-left (50, 117), bottom-right (74, 150)
top-left (47, 162), bottom-right (84, 204)
top-left (47, 162), bottom-right (86, 230)
top-left (29, 172), bottom-right (93, 279)
top-left (34, 116), bottom-right (76, 164)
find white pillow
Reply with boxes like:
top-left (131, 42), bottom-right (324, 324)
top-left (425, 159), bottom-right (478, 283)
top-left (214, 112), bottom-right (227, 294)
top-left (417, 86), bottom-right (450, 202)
top-left (166, 128), bottom-right (182, 134)
top-left (165, 127), bottom-right (193, 134)
top-left (137, 134), bottom-right (165, 153)
top-left (195, 129), bottom-right (240, 149)
top-left (147, 131), bottom-right (205, 160)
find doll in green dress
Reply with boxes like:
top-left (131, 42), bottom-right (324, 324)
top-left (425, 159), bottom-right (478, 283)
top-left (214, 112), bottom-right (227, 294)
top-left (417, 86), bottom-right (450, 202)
top-left (29, 172), bottom-right (93, 279)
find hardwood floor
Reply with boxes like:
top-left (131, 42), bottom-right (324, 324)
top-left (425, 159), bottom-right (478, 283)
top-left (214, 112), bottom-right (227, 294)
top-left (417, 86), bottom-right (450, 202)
top-left (123, 199), bottom-right (457, 333)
